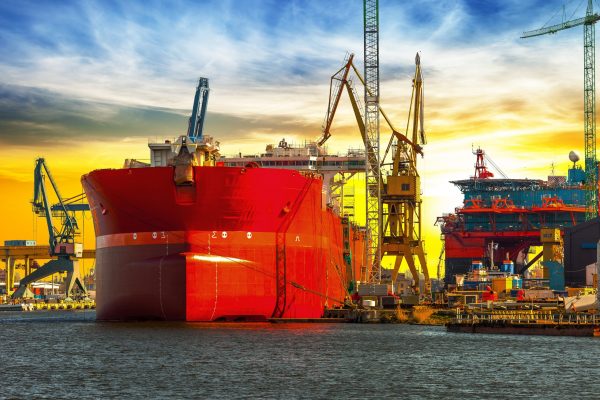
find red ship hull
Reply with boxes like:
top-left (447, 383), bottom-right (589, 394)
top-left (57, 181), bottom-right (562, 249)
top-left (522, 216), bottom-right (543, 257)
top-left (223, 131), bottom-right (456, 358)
top-left (82, 166), bottom-right (365, 321)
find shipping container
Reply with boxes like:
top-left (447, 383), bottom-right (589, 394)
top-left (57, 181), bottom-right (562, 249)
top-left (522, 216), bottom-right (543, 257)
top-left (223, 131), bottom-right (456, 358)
top-left (358, 283), bottom-right (392, 296)
top-left (4, 240), bottom-right (36, 246)
top-left (492, 277), bottom-right (513, 293)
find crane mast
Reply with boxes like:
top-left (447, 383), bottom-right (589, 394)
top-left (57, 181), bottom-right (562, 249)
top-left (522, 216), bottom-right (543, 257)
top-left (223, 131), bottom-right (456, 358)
top-left (584, 1), bottom-right (598, 219)
top-left (522, 0), bottom-right (600, 219)
top-left (363, 0), bottom-right (382, 282)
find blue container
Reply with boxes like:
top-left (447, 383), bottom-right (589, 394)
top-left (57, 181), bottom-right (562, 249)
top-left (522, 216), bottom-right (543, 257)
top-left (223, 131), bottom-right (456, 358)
top-left (512, 277), bottom-right (522, 289)
top-left (471, 261), bottom-right (484, 270)
top-left (545, 261), bottom-right (565, 291)
top-left (463, 281), bottom-right (479, 290)
top-left (568, 166), bottom-right (586, 185)
top-left (500, 261), bottom-right (514, 275)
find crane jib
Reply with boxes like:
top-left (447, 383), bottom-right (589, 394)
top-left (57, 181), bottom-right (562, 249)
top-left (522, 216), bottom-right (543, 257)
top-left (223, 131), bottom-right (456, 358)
top-left (521, 14), bottom-right (600, 39)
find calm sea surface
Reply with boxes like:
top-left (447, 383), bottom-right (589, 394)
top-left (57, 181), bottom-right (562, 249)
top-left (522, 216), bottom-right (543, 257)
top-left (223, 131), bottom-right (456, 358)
top-left (1, 310), bottom-right (600, 399)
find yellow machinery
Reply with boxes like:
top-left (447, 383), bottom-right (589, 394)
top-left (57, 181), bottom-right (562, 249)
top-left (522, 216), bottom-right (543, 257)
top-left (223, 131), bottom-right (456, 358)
top-left (317, 54), bottom-right (430, 294)
top-left (381, 53), bottom-right (429, 295)
top-left (540, 228), bottom-right (563, 278)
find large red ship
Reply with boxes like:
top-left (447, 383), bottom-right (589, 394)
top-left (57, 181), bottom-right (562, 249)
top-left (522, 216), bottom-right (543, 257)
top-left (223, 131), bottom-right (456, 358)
top-left (82, 79), bottom-right (367, 321)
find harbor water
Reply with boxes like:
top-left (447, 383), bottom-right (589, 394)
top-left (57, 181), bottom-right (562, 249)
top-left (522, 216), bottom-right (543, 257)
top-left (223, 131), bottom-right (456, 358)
top-left (1, 311), bottom-right (600, 399)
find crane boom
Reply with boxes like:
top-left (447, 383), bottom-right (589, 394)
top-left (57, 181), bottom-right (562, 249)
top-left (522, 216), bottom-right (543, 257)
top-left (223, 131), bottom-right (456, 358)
top-left (348, 61), bottom-right (422, 160)
top-left (187, 77), bottom-right (210, 142)
top-left (317, 55), bottom-right (421, 158)
top-left (318, 54), bottom-right (355, 147)
top-left (33, 158), bottom-right (81, 253)
top-left (521, 14), bottom-right (600, 38)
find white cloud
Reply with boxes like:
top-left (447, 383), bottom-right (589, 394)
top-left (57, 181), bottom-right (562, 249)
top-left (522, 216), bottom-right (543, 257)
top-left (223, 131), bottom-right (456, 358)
top-left (0, 0), bottom-right (591, 186)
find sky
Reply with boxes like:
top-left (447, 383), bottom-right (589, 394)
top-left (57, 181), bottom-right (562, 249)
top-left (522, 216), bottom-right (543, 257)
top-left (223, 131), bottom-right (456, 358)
top-left (0, 0), bottom-right (597, 277)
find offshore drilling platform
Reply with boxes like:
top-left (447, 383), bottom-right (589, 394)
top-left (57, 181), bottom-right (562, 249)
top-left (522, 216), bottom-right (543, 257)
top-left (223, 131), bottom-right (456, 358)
top-left (437, 148), bottom-right (587, 284)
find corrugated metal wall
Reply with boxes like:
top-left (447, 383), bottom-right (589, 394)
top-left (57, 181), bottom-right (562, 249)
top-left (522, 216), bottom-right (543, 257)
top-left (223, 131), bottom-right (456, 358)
top-left (564, 217), bottom-right (600, 286)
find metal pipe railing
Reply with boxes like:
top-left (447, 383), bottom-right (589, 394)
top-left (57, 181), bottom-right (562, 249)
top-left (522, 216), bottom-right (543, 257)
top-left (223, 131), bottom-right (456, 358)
top-left (451, 311), bottom-right (600, 325)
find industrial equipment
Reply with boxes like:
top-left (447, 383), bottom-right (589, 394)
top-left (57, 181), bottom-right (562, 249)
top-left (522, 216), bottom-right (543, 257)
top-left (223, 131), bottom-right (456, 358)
top-left (437, 150), bottom-right (587, 285)
top-left (317, 56), bottom-right (429, 292)
top-left (472, 148), bottom-right (508, 179)
top-left (187, 77), bottom-right (210, 142)
top-left (12, 158), bottom-right (89, 298)
top-left (381, 53), bottom-right (429, 295)
top-left (363, 0), bottom-right (382, 282)
top-left (540, 228), bottom-right (565, 291)
top-left (522, 0), bottom-right (600, 219)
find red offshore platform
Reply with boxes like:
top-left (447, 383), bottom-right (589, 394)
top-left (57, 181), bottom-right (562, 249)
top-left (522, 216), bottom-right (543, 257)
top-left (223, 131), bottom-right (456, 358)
top-left (82, 78), bottom-right (367, 321)
top-left (437, 148), bottom-right (588, 284)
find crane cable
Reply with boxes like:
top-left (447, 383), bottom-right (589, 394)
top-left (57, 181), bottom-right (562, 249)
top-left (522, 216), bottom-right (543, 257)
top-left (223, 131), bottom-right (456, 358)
top-left (484, 154), bottom-right (508, 178)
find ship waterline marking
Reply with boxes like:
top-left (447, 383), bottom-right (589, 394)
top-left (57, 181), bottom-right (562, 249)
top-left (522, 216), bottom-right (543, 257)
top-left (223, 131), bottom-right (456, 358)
top-left (96, 230), bottom-right (316, 249)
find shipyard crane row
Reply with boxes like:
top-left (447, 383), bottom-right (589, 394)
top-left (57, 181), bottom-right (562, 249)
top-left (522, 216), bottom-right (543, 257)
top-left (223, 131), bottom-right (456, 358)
top-left (522, 0), bottom-right (600, 219)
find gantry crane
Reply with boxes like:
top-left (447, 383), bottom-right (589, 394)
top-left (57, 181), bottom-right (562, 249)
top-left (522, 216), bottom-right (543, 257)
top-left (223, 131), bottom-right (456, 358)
top-left (522, 0), bottom-right (600, 219)
top-left (187, 77), bottom-right (210, 143)
top-left (12, 158), bottom-right (89, 298)
top-left (317, 53), bottom-right (429, 292)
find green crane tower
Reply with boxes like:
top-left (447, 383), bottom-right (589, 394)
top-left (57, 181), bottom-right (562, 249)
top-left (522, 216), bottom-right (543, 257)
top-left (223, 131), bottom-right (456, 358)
top-left (363, 0), bottom-right (382, 282)
top-left (522, 0), bottom-right (600, 220)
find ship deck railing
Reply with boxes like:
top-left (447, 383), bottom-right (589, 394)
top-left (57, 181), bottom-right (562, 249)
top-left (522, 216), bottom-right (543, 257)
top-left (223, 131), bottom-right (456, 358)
top-left (451, 309), bottom-right (600, 326)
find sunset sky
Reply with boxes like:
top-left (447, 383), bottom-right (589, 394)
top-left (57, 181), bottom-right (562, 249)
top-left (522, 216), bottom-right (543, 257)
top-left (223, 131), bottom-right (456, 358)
top-left (0, 0), bottom-right (594, 277)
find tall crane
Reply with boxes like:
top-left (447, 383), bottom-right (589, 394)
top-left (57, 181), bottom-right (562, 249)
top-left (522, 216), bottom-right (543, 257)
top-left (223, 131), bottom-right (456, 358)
top-left (187, 77), bottom-right (210, 143)
top-left (522, 0), bottom-right (600, 219)
top-left (381, 53), bottom-right (429, 295)
top-left (318, 54), bottom-right (428, 289)
top-left (12, 158), bottom-right (88, 298)
top-left (363, 0), bottom-right (382, 282)
top-left (317, 0), bottom-right (430, 290)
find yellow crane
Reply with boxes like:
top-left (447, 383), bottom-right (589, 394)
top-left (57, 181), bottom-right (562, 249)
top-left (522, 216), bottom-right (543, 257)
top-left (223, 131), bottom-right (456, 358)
top-left (318, 54), bottom-right (429, 294)
top-left (382, 53), bottom-right (429, 296)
